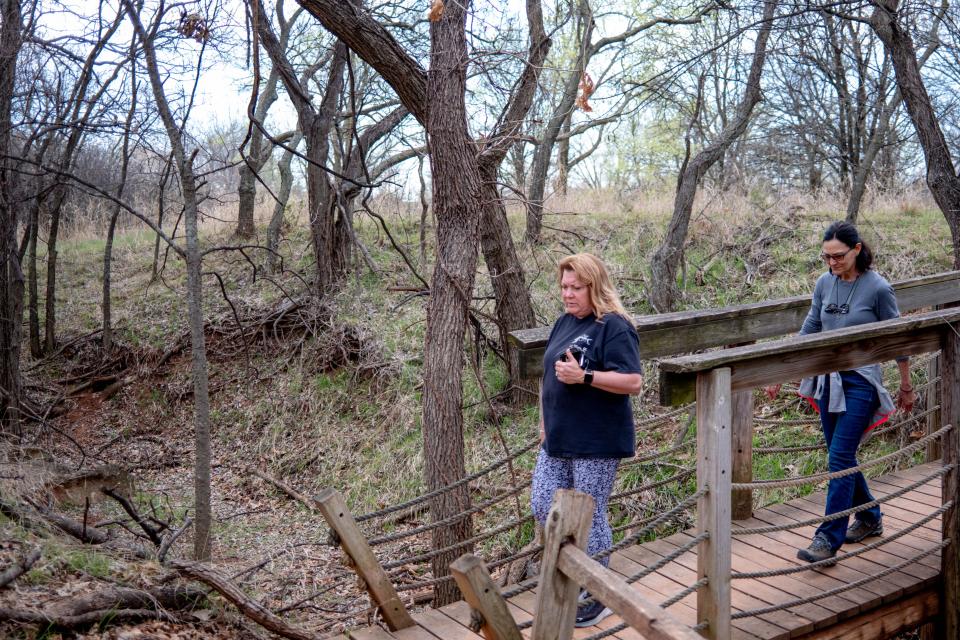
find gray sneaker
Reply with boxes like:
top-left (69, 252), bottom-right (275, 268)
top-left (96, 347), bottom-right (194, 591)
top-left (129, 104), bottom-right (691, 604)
top-left (845, 516), bottom-right (883, 543)
top-left (797, 534), bottom-right (837, 563)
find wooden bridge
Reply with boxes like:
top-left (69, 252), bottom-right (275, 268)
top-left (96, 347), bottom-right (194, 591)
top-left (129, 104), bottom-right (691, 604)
top-left (313, 270), bottom-right (960, 640)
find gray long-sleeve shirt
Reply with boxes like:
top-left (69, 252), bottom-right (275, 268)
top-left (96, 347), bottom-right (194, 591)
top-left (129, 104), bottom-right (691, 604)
top-left (797, 269), bottom-right (899, 433)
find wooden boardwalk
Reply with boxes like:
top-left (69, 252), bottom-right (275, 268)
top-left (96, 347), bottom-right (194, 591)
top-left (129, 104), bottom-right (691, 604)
top-left (341, 462), bottom-right (943, 640)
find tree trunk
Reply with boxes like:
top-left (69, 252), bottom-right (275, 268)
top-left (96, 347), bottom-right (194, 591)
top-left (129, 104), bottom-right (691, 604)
top-left (26, 199), bottom-right (40, 358)
top-left (422, 0), bottom-right (483, 605)
top-left (308, 44), bottom-right (348, 293)
top-left (125, 0), bottom-right (213, 560)
top-left (295, 0), bottom-right (549, 598)
top-left (266, 134), bottom-right (300, 274)
top-left (478, 163), bottom-right (537, 404)
top-left (43, 205), bottom-right (60, 354)
top-left (846, 58), bottom-right (895, 224)
top-left (554, 113), bottom-right (571, 195)
top-left (151, 157), bottom-right (173, 281)
top-left (525, 0), bottom-right (592, 244)
top-left (0, 0), bottom-right (23, 435)
top-left (649, 0), bottom-right (778, 312)
top-left (254, 2), bottom-right (348, 294)
top-left (103, 60), bottom-right (138, 356)
top-left (236, 64), bottom-right (282, 239)
top-left (869, 0), bottom-right (960, 267)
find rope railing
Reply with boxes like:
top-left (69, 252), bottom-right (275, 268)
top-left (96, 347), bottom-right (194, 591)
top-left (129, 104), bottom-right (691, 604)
top-left (354, 437), bottom-right (540, 524)
top-left (869, 404), bottom-right (941, 439)
top-left (625, 533), bottom-right (706, 585)
top-left (733, 424), bottom-right (952, 490)
top-left (593, 489), bottom-right (706, 562)
top-left (575, 532), bottom-right (707, 612)
top-left (382, 515), bottom-right (535, 570)
top-left (733, 502), bottom-right (951, 579)
top-left (612, 507), bottom-right (673, 535)
top-left (754, 415), bottom-right (818, 426)
top-left (754, 405), bottom-right (941, 455)
top-left (731, 540), bottom-right (949, 619)
top-left (660, 577), bottom-right (708, 609)
top-left (619, 439), bottom-right (694, 470)
top-left (350, 405), bottom-right (696, 540)
top-left (500, 574), bottom-right (539, 600)
top-left (608, 468), bottom-right (696, 502)
top-left (367, 482), bottom-right (528, 546)
top-left (732, 464), bottom-right (952, 535)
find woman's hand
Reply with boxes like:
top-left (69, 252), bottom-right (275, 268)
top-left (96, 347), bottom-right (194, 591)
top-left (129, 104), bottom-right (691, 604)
top-left (554, 349), bottom-right (585, 385)
top-left (896, 385), bottom-right (916, 413)
top-left (764, 383), bottom-right (782, 400)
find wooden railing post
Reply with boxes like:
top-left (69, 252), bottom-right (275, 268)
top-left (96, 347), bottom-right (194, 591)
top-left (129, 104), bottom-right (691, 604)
top-left (532, 489), bottom-right (594, 640)
top-left (938, 327), bottom-right (959, 640)
top-left (315, 489), bottom-right (415, 631)
top-left (451, 554), bottom-right (522, 640)
top-left (696, 368), bottom-right (732, 640)
top-left (731, 389), bottom-right (754, 520)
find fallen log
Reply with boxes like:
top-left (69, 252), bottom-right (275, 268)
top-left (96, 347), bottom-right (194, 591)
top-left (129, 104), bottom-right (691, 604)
top-left (0, 548), bottom-right (41, 589)
top-left (0, 584), bottom-right (205, 629)
top-left (171, 560), bottom-right (317, 640)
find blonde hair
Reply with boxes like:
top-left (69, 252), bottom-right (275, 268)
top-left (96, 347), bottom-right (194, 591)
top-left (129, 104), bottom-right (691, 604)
top-left (558, 253), bottom-right (630, 321)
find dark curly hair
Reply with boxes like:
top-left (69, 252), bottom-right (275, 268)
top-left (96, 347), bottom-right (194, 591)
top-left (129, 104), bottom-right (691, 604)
top-left (823, 221), bottom-right (873, 272)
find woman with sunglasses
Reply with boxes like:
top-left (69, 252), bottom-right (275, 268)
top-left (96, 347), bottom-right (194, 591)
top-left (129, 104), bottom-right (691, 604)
top-left (765, 221), bottom-right (915, 563)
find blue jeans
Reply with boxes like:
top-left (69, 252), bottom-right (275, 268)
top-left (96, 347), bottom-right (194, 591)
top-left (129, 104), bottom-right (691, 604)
top-left (815, 371), bottom-right (882, 551)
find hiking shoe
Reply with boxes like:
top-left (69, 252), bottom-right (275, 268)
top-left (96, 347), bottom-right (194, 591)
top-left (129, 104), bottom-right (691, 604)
top-left (845, 516), bottom-right (883, 543)
top-left (574, 597), bottom-right (612, 627)
top-left (797, 534), bottom-right (837, 563)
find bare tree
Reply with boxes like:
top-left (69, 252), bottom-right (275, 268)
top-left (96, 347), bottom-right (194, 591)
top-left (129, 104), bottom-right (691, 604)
top-left (870, 0), bottom-right (960, 267)
top-left (649, 0), bottom-right (779, 312)
top-left (103, 38), bottom-right (140, 355)
top-left (294, 0), bottom-right (552, 603)
top-left (252, 0), bottom-right (352, 295)
top-left (236, 2), bottom-right (302, 239)
top-left (40, 7), bottom-right (125, 353)
top-left (524, 1), bottom-right (715, 243)
top-left (0, 0), bottom-right (24, 434)
top-left (123, 0), bottom-right (215, 560)
top-left (266, 132), bottom-right (301, 274)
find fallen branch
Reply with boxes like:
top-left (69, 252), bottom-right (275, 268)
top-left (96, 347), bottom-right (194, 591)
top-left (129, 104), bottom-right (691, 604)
top-left (0, 584), bottom-right (205, 629)
top-left (158, 516), bottom-right (193, 563)
top-left (0, 548), bottom-right (41, 589)
top-left (249, 467), bottom-right (320, 511)
top-left (171, 560), bottom-right (316, 640)
top-left (102, 488), bottom-right (163, 546)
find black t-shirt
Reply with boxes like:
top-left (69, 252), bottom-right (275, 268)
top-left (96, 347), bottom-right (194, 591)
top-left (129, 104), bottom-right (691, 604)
top-left (541, 312), bottom-right (642, 458)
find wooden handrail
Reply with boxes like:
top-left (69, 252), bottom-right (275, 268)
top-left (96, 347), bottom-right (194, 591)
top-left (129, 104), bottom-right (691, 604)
top-left (556, 545), bottom-right (703, 640)
top-left (314, 489), bottom-right (415, 631)
top-left (529, 489), bottom-right (703, 640)
top-left (508, 270), bottom-right (960, 378)
top-left (658, 306), bottom-right (960, 405)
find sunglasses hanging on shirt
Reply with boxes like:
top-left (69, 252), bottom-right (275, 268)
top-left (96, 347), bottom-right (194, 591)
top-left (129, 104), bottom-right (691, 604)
top-left (825, 275), bottom-right (860, 315)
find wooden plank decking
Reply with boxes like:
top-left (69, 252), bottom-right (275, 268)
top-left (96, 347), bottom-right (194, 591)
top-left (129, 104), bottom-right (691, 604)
top-left (345, 463), bottom-right (944, 640)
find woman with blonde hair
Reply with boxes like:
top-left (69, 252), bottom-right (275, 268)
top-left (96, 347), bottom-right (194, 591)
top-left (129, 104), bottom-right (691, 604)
top-left (531, 252), bottom-right (643, 627)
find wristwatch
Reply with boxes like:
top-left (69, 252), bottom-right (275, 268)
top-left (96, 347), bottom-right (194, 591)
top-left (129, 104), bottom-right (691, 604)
top-left (583, 369), bottom-right (594, 386)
